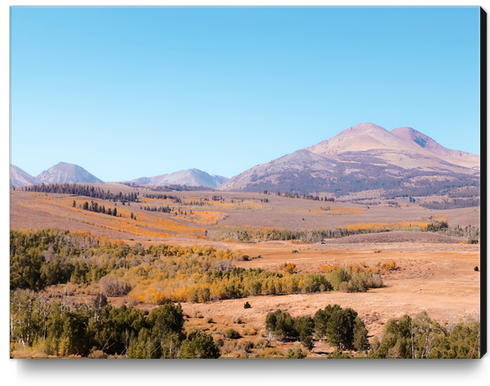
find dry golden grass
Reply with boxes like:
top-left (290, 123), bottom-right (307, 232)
top-left (344, 221), bottom-right (431, 232)
top-left (203, 200), bottom-right (269, 211)
top-left (20, 195), bottom-right (204, 239)
top-left (179, 210), bottom-right (228, 225)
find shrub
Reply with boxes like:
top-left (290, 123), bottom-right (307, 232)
top-left (244, 301), bottom-right (252, 309)
top-left (243, 327), bottom-right (257, 336)
top-left (213, 336), bottom-right (225, 347)
top-left (281, 263), bottom-right (297, 274)
top-left (88, 350), bottom-right (108, 359)
top-left (193, 311), bottom-right (203, 319)
top-left (232, 316), bottom-right (243, 324)
top-left (204, 316), bottom-right (213, 323)
top-left (285, 348), bottom-right (306, 359)
top-left (180, 331), bottom-right (221, 359)
top-left (99, 275), bottom-right (131, 297)
top-left (474, 266), bottom-right (479, 272)
top-left (329, 349), bottom-right (352, 359)
top-left (237, 340), bottom-right (254, 353)
top-left (255, 339), bottom-right (270, 349)
top-left (224, 328), bottom-right (241, 339)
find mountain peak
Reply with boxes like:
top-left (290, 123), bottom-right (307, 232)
top-left (10, 165), bottom-right (38, 188)
top-left (36, 163), bottom-right (103, 184)
top-left (129, 168), bottom-right (228, 188)
top-left (391, 126), bottom-right (479, 166)
top-left (345, 122), bottom-right (387, 133)
top-left (306, 122), bottom-right (415, 155)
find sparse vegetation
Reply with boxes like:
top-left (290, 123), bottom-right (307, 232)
top-left (10, 230), bottom-right (383, 304)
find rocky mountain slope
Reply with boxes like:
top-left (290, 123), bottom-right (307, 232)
top-left (218, 122), bottom-right (480, 197)
top-left (10, 165), bottom-right (39, 188)
top-left (129, 168), bottom-right (228, 188)
top-left (36, 162), bottom-right (103, 184)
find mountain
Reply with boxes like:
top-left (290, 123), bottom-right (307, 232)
top-left (10, 165), bottom-right (39, 188)
top-left (129, 169), bottom-right (228, 189)
top-left (218, 149), bottom-right (337, 191)
top-left (219, 122), bottom-right (480, 197)
top-left (306, 122), bottom-right (419, 155)
top-left (390, 126), bottom-right (480, 169)
top-left (36, 162), bottom-right (103, 184)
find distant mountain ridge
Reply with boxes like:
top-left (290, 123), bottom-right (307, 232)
top-left (10, 165), bottom-right (38, 188)
top-left (10, 162), bottom-right (228, 190)
top-left (129, 168), bottom-right (228, 189)
top-left (11, 123), bottom-right (479, 197)
top-left (36, 162), bottom-right (104, 184)
top-left (218, 122), bottom-right (480, 196)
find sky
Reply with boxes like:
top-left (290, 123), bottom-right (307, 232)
top-left (10, 6), bottom-right (481, 182)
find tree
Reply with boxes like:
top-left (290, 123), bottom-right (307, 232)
top-left (313, 304), bottom-right (342, 341)
top-left (294, 316), bottom-right (314, 351)
top-left (265, 310), bottom-right (297, 341)
top-left (353, 316), bottom-right (369, 351)
top-left (179, 331), bottom-right (220, 359)
top-left (325, 307), bottom-right (358, 350)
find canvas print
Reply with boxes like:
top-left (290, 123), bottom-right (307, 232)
top-left (9, 6), bottom-right (482, 359)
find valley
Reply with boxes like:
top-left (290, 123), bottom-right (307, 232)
top-left (9, 122), bottom-right (481, 359)
top-left (9, 184), bottom-right (481, 359)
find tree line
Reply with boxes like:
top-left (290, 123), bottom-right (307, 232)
top-left (421, 198), bottom-right (480, 210)
top-left (76, 200), bottom-right (121, 217)
top-left (10, 290), bottom-right (219, 358)
top-left (10, 229), bottom-right (383, 303)
top-left (23, 184), bottom-right (139, 203)
top-left (265, 306), bottom-right (480, 359)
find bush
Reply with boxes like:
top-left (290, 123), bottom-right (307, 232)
top-left (237, 340), bottom-right (254, 353)
top-left (243, 327), bottom-right (257, 336)
top-left (224, 328), bottom-right (241, 339)
top-left (244, 301), bottom-right (252, 309)
top-left (88, 350), bottom-right (108, 359)
top-left (474, 266), bottom-right (479, 272)
top-left (329, 349), bottom-right (352, 359)
top-left (204, 316), bottom-right (213, 323)
top-left (213, 336), bottom-right (225, 347)
top-left (193, 311), bottom-right (203, 318)
top-left (99, 275), bottom-right (131, 297)
top-left (285, 348), bottom-right (306, 359)
top-left (180, 331), bottom-right (221, 359)
top-left (232, 316), bottom-right (243, 324)
top-left (255, 339), bottom-right (270, 349)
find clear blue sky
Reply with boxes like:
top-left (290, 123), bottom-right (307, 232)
top-left (10, 6), bottom-right (481, 182)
